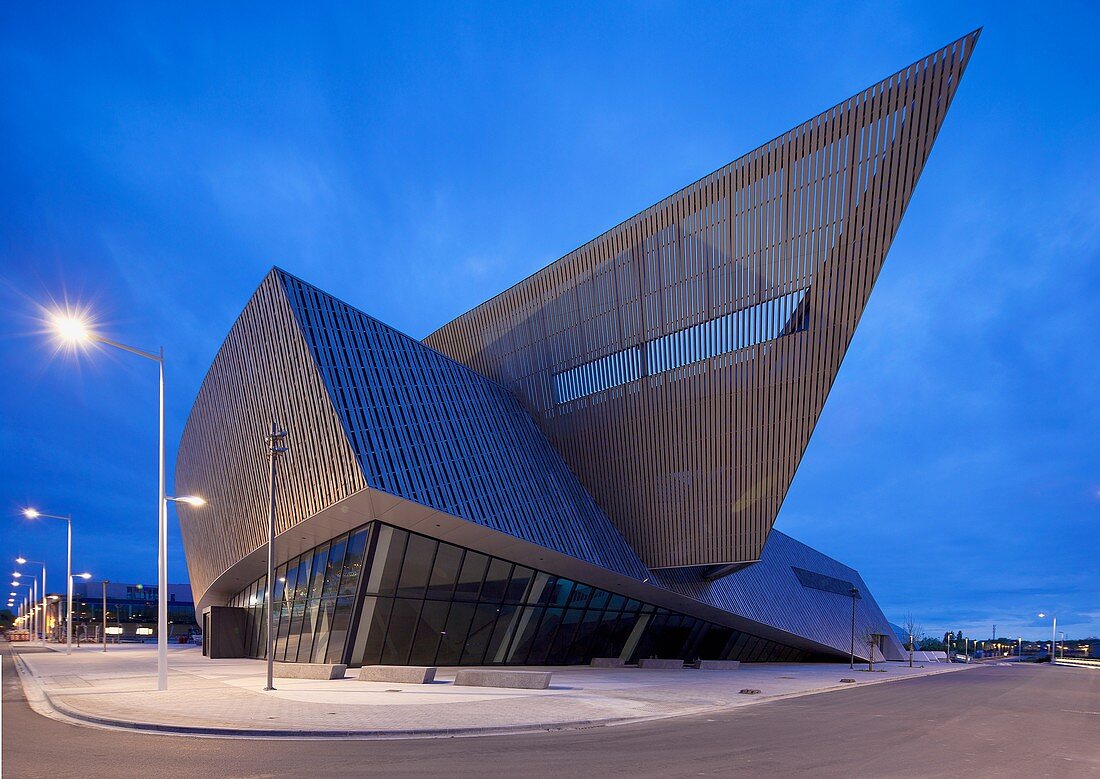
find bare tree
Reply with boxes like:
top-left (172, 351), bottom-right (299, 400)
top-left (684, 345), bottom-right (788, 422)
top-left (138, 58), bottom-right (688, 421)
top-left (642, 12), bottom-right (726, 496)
top-left (903, 611), bottom-right (924, 667)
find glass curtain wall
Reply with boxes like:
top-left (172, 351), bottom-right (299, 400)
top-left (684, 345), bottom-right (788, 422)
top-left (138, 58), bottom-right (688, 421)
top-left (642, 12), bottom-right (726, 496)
top-left (230, 522), bottom-right (812, 666)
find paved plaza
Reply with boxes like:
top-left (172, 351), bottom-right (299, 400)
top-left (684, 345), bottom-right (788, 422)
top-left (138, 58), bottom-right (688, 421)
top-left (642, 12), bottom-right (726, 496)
top-left (11, 642), bottom-right (968, 737)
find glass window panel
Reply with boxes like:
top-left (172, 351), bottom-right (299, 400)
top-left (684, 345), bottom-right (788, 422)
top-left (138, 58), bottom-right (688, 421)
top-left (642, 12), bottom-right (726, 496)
top-left (273, 563), bottom-right (289, 603)
top-left (408, 600), bottom-right (449, 665)
top-left (527, 573), bottom-right (553, 604)
top-left (585, 589), bottom-right (611, 616)
top-left (297, 599), bottom-right (322, 662)
top-left (605, 593), bottom-right (625, 611)
top-left (623, 599), bottom-right (641, 613)
top-left (274, 602), bottom-right (292, 661)
top-left (283, 558), bottom-right (301, 601)
top-left (546, 608), bottom-right (583, 663)
top-left (426, 543), bottom-right (463, 600)
top-left (396, 534), bottom-right (437, 599)
top-left (548, 578), bottom-right (574, 607)
top-left (728, 633), bottom-right (751, 660)
top-left (504, 606), bottom-right (543, 663)
top-left (505, 566), bottom-right (534, 603)
top-left (454, 551), bottom-right (488, 601)
top-left (568, 583), bottom-right (593, 609)
top-left (283, 601), bottom-right (307, 661)
top-left (479, 559), bottom-right (512, 604)
top-left (380, 597), bottom-right (420, 665)
top-left (568, 607), bottom-right (604, 664)
top-left (258, 575), bottom-right (269, 607)
top-left (378, 527), bottom-right (408, 595)
top-left (254, 606), bottom-right (267, 659)
top-left (339, 527), bottom-right (370, 596)
top-left (485, 605), bottom-right (520, 664)
top-left (290, 555), bottom-right (311, 602)
top-left (349, 595), bottom-right (391, 666)
top-left (525, 607), bottom-right (564, 664)
top-left (460, 603), bottom-right (501, 665)
top-left (307, 544), bottom-right (331, 599)
top-left (589, 611), bottom-right (624, 660)
top-left (437, 602), bottom-right (476, 665)
top-left (310, 599), bottom-right (337, 663)
top-left (325, 596), bottom-right (355, 664)
top-left (322, 536), bottom-right (348, 599)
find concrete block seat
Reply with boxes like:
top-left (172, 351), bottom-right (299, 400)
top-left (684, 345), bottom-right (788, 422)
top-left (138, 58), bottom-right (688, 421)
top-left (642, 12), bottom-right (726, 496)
top-left (357, 665), bottom-right (436, 684)
top-left (693, 660), bottom-right (741, 670)
top-left (590, 657), bottom-right (625, 668)
top-left (453, 669), bottom-right (552, 689)
top-left (273, 662), bottom-right (347, 680)
top-left (638, 658), bottom-right (686, 669)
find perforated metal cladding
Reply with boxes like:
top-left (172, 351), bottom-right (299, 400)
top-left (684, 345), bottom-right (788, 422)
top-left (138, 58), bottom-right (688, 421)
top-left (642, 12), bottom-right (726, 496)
top-left (176, 272), bottom-right (367, 604)
top-left (279, 273), bottom-right (650, 580)
top-left (426, 32), bottom-right (979, 569)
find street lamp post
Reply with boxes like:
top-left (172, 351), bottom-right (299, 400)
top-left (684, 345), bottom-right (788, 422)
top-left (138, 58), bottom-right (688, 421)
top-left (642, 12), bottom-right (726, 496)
top-left (69, 572), bottom-right (92, 645)
top-left (1039, 613), bottom-right (1056, 665)
top-left (23, 509), bottom-right (73, 654)
top-left (162, 495), bottom-right (206, 663)
top-left (46, 313), bottom-right (168, 687)
top-left (16, 558), bottom-right (47, 647)
top-left (264, 423), bottom-right (288, 692)
top-left (848, 587), bottom-right (859, 670)
top-left (102, 579), bottom-right (110, 652)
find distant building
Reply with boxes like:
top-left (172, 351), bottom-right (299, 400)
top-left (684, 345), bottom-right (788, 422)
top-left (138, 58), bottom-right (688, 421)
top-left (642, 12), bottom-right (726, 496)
top-left (45, 581), bottom-right (197, 643)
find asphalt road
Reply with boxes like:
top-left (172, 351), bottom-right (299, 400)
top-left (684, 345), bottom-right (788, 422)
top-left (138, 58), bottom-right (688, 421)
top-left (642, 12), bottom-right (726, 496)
top-left (3, 643), bottom-right (1098, 778)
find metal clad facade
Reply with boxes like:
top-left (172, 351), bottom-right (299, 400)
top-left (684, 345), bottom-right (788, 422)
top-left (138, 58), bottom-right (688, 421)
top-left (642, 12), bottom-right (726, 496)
top-left (424, 32), bottom-right (979, 570)
top-left (278, 272), bottom-right (650, 580)
top-left (176, 271), bottom-right (368, 603)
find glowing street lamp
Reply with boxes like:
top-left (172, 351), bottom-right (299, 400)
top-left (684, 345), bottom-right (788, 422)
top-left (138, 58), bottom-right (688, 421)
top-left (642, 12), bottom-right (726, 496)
top-left (44, 310), bottom-right (173, 688)
top-left (16, 557), bottom-right (47, 647)
top-left (23, 508), bottom-right (74, 654)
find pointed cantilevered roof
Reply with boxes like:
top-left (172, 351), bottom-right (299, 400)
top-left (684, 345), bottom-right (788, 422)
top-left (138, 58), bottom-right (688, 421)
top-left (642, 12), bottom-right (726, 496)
top-left (425, 31), bottom-right (981, 570)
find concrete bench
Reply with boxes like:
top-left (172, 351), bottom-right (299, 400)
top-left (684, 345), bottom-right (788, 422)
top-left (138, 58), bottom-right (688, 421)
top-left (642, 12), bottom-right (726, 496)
top-left (693, 660), bottom-right (741, 670)
top-left (357, 665), bottom-right (436, 684)
top-left (273, 662), bottom-right (347, 680)
top-left (453, 669), bottom-right (552, 689)
top-left (590, 657), bottom-right (625, 668)
top-left (638, 658), bottom-right (686, 669)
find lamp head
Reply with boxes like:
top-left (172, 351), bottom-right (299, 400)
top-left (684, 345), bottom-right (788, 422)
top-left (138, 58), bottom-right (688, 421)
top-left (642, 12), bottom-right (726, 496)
top-left (1038, 612), bottom-right (1046, 618)
top-left (170, 495), bottom-right (206, 507)
top-left (50, 311), bottom-right (91, 344)
top-left (22, 508), bottom-right (39, 519)
top-left (76, 572), bottom-right (92, 580)
top-left (11, 572), bottom-right (20, 578)
top-left (15, 557), bottom-right (26, 565)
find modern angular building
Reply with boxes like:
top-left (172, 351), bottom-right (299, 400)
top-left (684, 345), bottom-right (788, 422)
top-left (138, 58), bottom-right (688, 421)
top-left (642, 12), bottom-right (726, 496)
top-left (177, 31), bottom-right (979, 666)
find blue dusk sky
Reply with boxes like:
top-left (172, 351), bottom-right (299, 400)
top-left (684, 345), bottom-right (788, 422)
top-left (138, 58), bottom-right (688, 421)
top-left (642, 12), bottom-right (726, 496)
top-left (1, 3), bottom-right (1096, 641)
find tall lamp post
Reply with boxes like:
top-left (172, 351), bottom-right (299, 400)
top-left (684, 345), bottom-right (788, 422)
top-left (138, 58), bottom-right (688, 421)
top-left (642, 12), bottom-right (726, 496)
top-left (70, 572), bottom-right (92, 643)
top-left (1038, 613), bottom-right (1056, 665)
top-left (264, 423), bottom-right (288, 692)
top-left (848, 587), bottom-right (859, 670)
top-left (163, 495), bottom-right (206, 663)
top-left (102, 579), bottom-right (110, 652)
top-left (22, 509), bottom-right (73, 654)
top-left (45, 312), bottom-right (169, 687)
top-left (16, 558), bottom-right (47, 647)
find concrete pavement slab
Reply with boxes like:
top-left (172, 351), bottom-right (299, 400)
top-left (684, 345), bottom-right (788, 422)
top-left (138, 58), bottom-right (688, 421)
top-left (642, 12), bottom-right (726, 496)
top-left (10, 643), bottom-right (975, 739)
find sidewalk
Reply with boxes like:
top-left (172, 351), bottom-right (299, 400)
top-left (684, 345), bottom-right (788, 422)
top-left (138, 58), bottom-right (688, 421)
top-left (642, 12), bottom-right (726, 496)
top-left (10, 643), bottom-right (973, 739)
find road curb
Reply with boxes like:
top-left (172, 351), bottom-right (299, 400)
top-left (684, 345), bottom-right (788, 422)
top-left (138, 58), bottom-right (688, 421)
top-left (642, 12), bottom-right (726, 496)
top-left (7, 647), bottom-right (980, 741)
